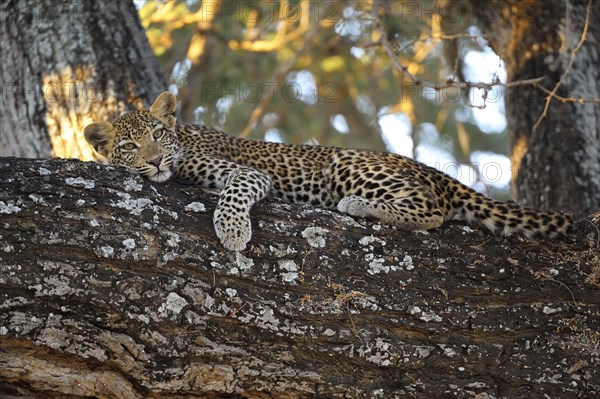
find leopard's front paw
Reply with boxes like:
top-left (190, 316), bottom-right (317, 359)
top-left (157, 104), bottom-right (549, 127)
top-left (213, 207), bottom-right (252, 251)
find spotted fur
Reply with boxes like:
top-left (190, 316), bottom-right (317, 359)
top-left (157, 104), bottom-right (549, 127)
top-left (84, 92), bottom-right (573, 251)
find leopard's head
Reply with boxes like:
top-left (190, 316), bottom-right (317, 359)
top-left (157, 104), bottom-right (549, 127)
top-left (84, 92), bottom-right (180, 182)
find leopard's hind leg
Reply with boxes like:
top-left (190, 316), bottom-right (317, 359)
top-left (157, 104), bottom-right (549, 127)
top-left (337, 195), bottom-right (444, 230)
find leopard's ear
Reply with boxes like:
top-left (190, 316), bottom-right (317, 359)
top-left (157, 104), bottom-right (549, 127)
top-left (84, 121), bottom-right (115, 158)
top-left (149, 91), bottom-right (177, 129)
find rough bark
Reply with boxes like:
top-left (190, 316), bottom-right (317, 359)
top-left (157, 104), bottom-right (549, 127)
top-left (0, 0), bottom-right (167, 159)
top-left (470, 0), bottom-right (600, 218)
top-left (1, 157), bottom-right (599, 398)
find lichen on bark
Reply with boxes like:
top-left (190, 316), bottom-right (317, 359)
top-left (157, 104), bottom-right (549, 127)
top-left (0, 157), bottom-right (599, 398)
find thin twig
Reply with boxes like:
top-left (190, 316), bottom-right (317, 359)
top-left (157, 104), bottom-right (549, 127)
top-left (380, 35), bottom-right (545, 91)
top-left (532, 0), bottom-right (593, 132)
top-left (360, 33), bottom-right (488, 49)
top-left (372, 7), bottom-right (545, 95)
top-left (535, 83), bottom-right (600, 105)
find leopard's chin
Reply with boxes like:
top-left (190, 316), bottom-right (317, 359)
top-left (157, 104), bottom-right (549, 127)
top-left (148, 169), bottom-right (173, 182)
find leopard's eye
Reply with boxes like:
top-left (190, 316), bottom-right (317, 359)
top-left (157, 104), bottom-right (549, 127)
top-left (152, 129), bottom-right (163, 140)
top-left (121, 143), bottom-right (138, 151)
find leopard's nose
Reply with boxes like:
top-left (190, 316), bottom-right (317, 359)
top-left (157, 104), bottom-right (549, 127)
top-left (147, 155), bottom-right (163, 167)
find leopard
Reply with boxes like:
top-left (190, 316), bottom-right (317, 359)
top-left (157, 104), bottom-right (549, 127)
top-left (84, 91), bottom-right (573, 251)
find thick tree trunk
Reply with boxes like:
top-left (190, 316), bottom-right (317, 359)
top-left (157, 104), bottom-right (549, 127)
top-left (0, 0), bottom-right (167, 159)
top-left (1, 157), bottom-right (599, 398)
top-left (470, 0), bottom-right (600, 218)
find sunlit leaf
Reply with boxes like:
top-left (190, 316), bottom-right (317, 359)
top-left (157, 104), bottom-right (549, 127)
top-left (321, 56), bottom-right (345, 73)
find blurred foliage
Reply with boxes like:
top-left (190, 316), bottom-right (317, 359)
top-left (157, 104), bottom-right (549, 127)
top-left (138, 0), bottom-right (510, 198)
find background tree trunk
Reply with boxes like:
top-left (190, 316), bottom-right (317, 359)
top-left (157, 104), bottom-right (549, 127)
top-left (0, 0), bottom-right (167, 159)
top-left (470, 0), bottom-right (600, 218)
top-left (1, 157), bottom-right (598, 398)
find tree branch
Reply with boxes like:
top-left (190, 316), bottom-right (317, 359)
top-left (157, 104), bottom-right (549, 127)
top-left (1, 157), bottom-right (599, 398)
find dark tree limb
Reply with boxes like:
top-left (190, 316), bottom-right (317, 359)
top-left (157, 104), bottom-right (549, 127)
top-left (469, 0), bottom-right (600, 218)
top-left (1, 157), bottom-right (599, 398)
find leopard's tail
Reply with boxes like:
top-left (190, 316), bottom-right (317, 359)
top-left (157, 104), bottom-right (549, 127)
top-left (450, 182), bottom-right (573, 238)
